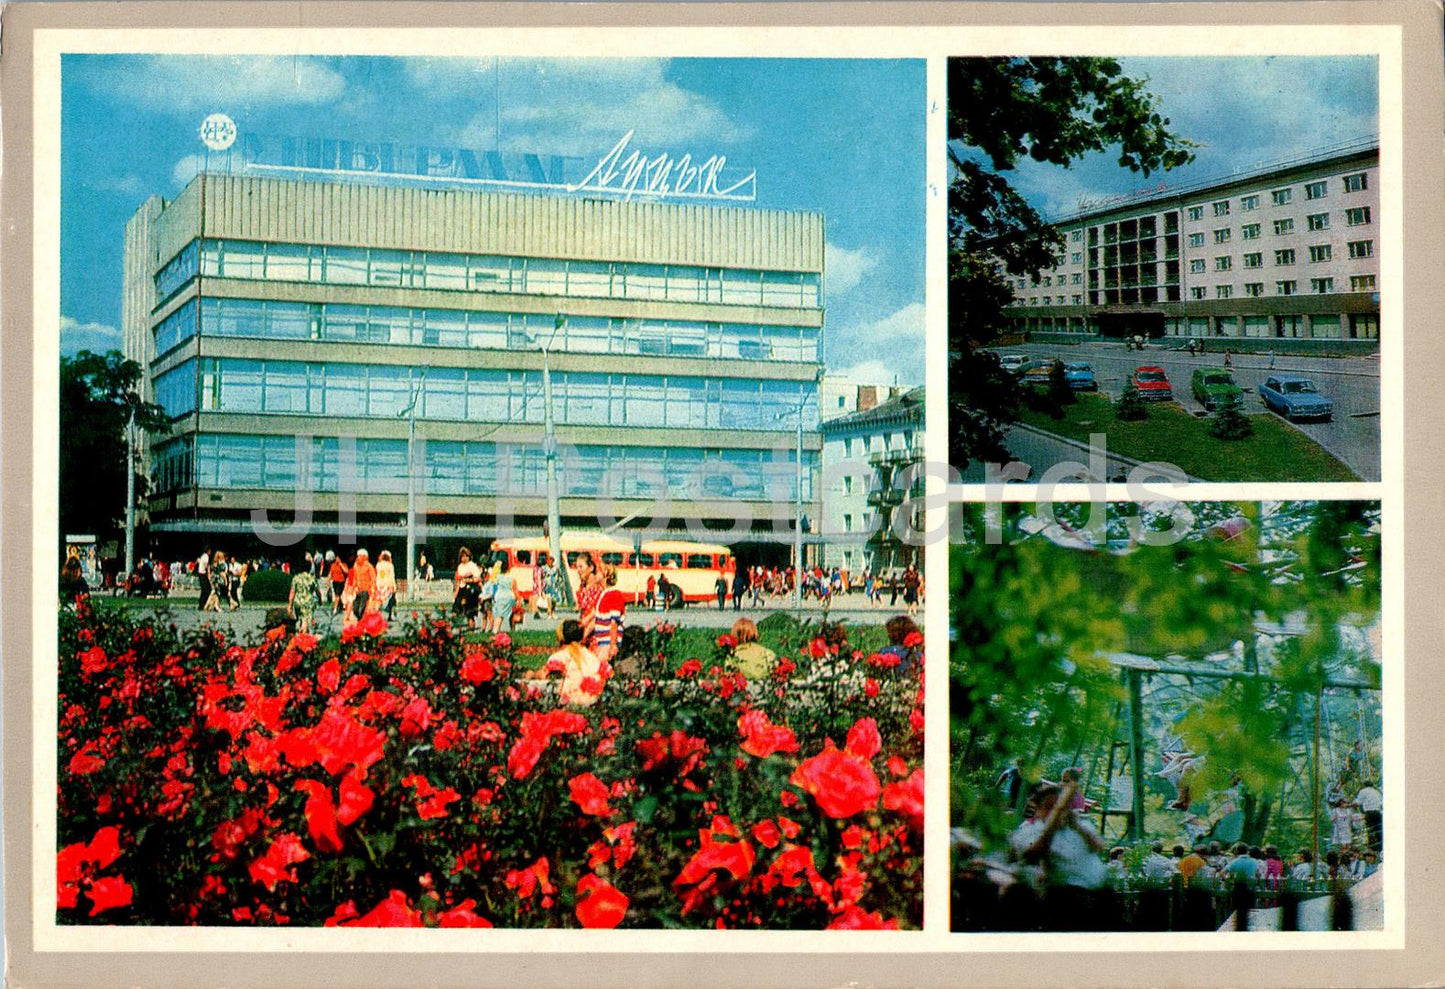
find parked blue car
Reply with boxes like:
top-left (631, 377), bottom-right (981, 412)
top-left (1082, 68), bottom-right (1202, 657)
top-left (1259, 374), bottom-right (1333, 421)
top-left (1063, 362), bottom-right (1098, 391)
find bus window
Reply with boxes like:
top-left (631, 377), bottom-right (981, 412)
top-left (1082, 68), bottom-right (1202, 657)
top-left (601, 552), bottom-right (628, 567)
top-left (634, 553), bottom-right (656, 567)
top-left (658, 552), bottom-right (682, 569)
top-left (686, 554), bottom-right (714, 569)
top-left (514, 550), bottom-right (532, 565)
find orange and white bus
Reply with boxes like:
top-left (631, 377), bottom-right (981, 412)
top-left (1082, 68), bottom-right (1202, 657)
top-left (489, 533), bottom-right (735, 608)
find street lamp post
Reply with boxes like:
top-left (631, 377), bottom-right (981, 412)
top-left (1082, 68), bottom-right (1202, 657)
top-left (123, 411), bottom-right (136, 578)
top-left (399, 367), bottom-right (427, 599)
top-left (775, 391), bottom-right (812, 613)
top-left (540, 314), bottom-right (573, 608)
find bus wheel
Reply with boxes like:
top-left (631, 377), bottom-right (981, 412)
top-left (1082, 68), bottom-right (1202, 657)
top-left (666, 584), bottom-right (685, 610)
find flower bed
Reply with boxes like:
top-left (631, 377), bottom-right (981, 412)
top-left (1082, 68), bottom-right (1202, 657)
top-left (56, 602), bottom-right (923, 929)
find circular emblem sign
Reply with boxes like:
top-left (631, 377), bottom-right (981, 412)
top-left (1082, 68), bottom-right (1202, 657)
top-left (199, 113), bottom-right (237, 152)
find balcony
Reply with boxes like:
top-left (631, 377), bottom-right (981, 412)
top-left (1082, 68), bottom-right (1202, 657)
top-left (867, 488), bottom-right (905, 509)
top-left (868, 447), bottom-right (924, 467)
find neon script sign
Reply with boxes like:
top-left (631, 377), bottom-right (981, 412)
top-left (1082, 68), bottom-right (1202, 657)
top-left (571, 131), bottom-right (756, 203)
top-left (230, 127), bottom-right (756, 203)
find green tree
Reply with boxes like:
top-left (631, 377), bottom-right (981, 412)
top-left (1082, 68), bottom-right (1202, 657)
top-left (1208, 395), bottom-right (1254, 440)
top-left (1114, 380), bottom-right (1148, 422)
top-left (948, 58), bottom-right (1196, 468)
top-left (59, 350), bottom-right (169, 548)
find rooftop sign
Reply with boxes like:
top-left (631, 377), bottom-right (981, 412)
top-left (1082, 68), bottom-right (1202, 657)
top-left (206, 123), bottom-right (757, 203)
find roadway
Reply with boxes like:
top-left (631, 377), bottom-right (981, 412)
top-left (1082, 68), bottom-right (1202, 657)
top-left (991, 340), bottom-right (1381, 481)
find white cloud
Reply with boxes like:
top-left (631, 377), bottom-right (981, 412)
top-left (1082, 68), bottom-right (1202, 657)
top-left (825, 243), bottom-right (878, 298)
top-left (172, 154), bottom-right (205, 188)
top-left (451, 58), bottom-right (750, 157)
top-left (830, 360), bottom-right (898, 386)
top-left (828, 302), bottom-right (927, 388)
top-left (86, 56), bottom-right (347, 114)
top-left (89, 173), bottom-right (149, 197)
top-left (61, 316), bottom-right (122, 356)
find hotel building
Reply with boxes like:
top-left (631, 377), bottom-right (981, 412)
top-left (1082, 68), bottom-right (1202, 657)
top-left (123, 170), bottom-right (825, 564)
top-left (1003, 140), bottom-right (1379, 347)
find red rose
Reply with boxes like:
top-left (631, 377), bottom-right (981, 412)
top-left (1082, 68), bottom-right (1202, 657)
top-left (575, 874), bottom-right (629, 929)
top-left (294, 779), bottom-right (344, 854)
top-left (316, 658), bottom-right (341, 695)
top-left (789, 741), bottom-right (881, 819)
top-left (882, 768), bottom-right (925, 831)
top-left (248, 833), bottom-right (310, 891)
top-left (716, 634), bottom-right (737, 649)
top-left (737, 709), bottom-right (800, 759)
top-left (347, 889), bottom-right (423, 927)
top-left (86, 875), bottom-right (133, 916)
top-left (568, 772), bottom-right (614, 816)
top-left (460, 652), bottom-right (495, 685)
top-left (750, 819), bottom-right (781, 849)
top-left (903, 631), bottom-right (924, 649)
top-left (678, 659), bottom-right (702, 678)
top-left (827, 905), bottom-right (900, 930)
top-left (438, 899), bottom-right (493, 928)
top-left (845, 718), bottom-right (882, 761)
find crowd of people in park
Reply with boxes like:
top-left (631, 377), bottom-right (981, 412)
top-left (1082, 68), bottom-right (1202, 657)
top-left (957, 762), bottom-right (1384, 914)
top-left (702, 562), bottom-right (924, 614)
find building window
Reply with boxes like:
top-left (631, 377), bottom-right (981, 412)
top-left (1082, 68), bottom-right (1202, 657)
top-left (1273, 218), bottom-right (1295, 235)
top-left (1245, 282), bottom-right (1264, 297)
top-left (1311, 277), bottom-right (1335, 294)
top-left (1271, 188), bottom-right (1293, 206)
top-left (1213, 228), bottom-right (1231, 244)
top-left (1073, 294), bottom-right (1082, 304)
top-left (1187, 205), bottom-right (1204, 221)
top-left (1308, 244), bottom-right (1333, 263)
top-left (1351, 274), bottom-right (1377, 292)
top-left (1216, 285), bottom-right (1233, 299)
top-left (1240, 194), bottom-right (1260, 211)
top-left (1189, 259), bottom-right (1206, 273)
top-left (1348, 239), bottom-right (1375, 259)
top-left (1306, 212), bottom-right (1330, 231)
top-left (1214, 256), bottom-right (1232, 271)
top-left (1344, 172), bottom-right (1369, 193)
top-left (1072, 229), bottom-right (1083, 242)
top-left (1191, 286), bottom-right (1207, 300)
top-left (1072, 273), bottom-right (1081, 285)
top-left (1243, 252), bottom-right (1263, 268)
top-left (1276, 280), bottom-right (1297, 296)
top-left (1346, 206), bottom-right (1372, 226)
top-left (843, 514), bottom-right (853, 533)
top-left (1188, 232), bottom-right (1205, 248)
top-left (1305, 180), bottom-right (1328, 200)
top-left (1042, 276), bottom-right (1051, 286)
top-left (1241, 223), bottom-right (1261, 239)
top-left (1213, 200), bottom-right (1230, 216)
top-left (1275, 249), bottom-right (1296, 265)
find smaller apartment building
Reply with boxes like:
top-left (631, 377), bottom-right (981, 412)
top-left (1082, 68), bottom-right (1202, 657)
top-left (1004, 140), bottom-right (1380, 346)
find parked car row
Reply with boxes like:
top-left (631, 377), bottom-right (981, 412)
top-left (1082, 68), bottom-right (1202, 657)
top-left (991, 352), bottom-right (1334, 422)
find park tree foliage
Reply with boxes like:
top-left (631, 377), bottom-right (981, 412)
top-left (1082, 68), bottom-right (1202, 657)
top-left (59, 350), bottom-right (169, 546)
top-left (950, 501), bottom-right (1381, 852)
top-left (948, 58), bottom-right (1197, 468)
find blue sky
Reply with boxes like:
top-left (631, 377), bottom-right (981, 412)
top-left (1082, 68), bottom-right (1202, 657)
top-left (60, 56), bottom-right (927, 385)
top-left (967, 56), bottom-right (1379, 220)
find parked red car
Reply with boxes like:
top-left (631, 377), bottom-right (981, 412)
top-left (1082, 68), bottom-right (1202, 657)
top-left (1130, 366), bottom-right (1174, 401)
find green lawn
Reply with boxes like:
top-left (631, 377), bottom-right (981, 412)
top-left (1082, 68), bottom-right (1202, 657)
top-left (1019, 393), bottom-right (1359, 482)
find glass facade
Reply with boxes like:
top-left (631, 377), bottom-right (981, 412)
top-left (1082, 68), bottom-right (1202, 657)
top-left (181, 433), bottom-right (814, 501)
top-left (156, 238), bottom-right (822, 310)
top-left (176, 357), bottom-right (818, 431)
top-left (167, 296), bottom-right (818, 363)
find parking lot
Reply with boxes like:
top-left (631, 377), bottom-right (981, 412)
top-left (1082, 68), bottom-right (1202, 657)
top-left (993, 340), bottom-right (1381, 480)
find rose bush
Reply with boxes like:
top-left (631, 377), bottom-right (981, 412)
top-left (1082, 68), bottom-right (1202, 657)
top-left (56, 601), bottom-right (923, 929)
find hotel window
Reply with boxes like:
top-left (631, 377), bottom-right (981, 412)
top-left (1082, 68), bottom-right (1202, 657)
top-left (1343, 172), bottom-right (1368, 193)
top-left (1213, 200), bottom-right (1230, 216)
top-left (1346, 206), bottom-right (1371, 226)
top-left (1305, 180), bottom-right (1328, 200)
top-left (1348, 239), bottom-right (1374, 259)
top-left (1187, 206), bottom-right (1204, 221)
top-left (1240, 194), bottom-right (1260, 211)
top-left (1245, 282), bottom-right (1264, 297)
top-left (1311, 277), bottom-right (1334, 294)
top-left (1214, 256), bottom-right (1232, 271)
top-left (1191, 286), bottom-right (1207, 300)
top-left (1188, 232), bottom-right (1205, 248)
top-left (1243, 253), bottom-right (1263, 268)
top-left (1307, 213), bottom-right (1330, 231)
top-left (1216, 285), bottom-right (1232, 299)
top-left (1072, 229), bottom-right (1082, 242)
top-left (1273, 218), bottom-right (1295, 235)
top-left (1271, 188), bottom-right (1293, 206)
top-left (1042, 276), bottom-right (1051, 286)
top-left (1241, 223), bottom-right (1261, 239)
top-left (1308, 244), bottom-right (1333, 263)
top-left (1189, 259), bottom-right (1206, 273)
top-left (1351, 274), bottom-right (1376, 292)
top-left (1073, 294), bottom-right (1082, 304)
top-left (1276, 280), bottom-right (1297, 296)
top-left (1275, 249), bottom-right (1296, 265)
top-left (1213, 228), bottom-right (1231, 244)
top-left (1072, 273), bottom-right (1081, 285)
